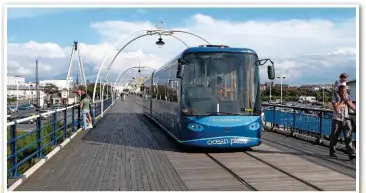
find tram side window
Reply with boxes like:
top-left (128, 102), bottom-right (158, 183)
top-left (145, 84), bottom-right (150, 98)
top-left (168, 65), bottom-right (178, 103)
top-left (151, 75), bottom-right (158, 99)
top-left (154, 68), bottom-right (170, 101)
top-left (152, 85), bottom-right (157, 99)
top-left (157, 84), bottom-right (167, 100)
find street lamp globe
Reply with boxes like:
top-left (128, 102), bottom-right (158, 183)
top-left (155, 37), bottom-right (165, 48)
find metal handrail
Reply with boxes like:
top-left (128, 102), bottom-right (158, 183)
top-left (6, 97), bottom-right (116, 181)
top-left (262, 103), bottom-right (356, 144)
top-left (262, 103), bottom-right (356, 115)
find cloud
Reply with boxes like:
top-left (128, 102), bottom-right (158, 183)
top-left (136, 9), bottom-right (147, 14)
top-left (330, 47), bottom-right (356, 55)
top-left (8, 41), bottom-right (65, 58)
top-left (258, 51), bottom-right (356, 85)
top-left (7, 8), bottom-right (69, 20)
top-left (7, 13), bottom-right (356, 86)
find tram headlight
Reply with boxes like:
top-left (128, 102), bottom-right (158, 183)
top-left (188, 123), bottom-right (204, 131)
top-left (248, 122), bottom-right (260, 130)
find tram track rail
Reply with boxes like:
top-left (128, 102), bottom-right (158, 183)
top-left (262, 136), bottom-right (356, 178)
top-left (132, 97), bottom-right (354, 178)
top-left (243, 151), bottom-right (323, 191)
top-left (131, 97), bottom-right (330, 191)
top-left (205, 151), bottom-right (324, 191)
top-left (205, 153), bottom-right (257, 191)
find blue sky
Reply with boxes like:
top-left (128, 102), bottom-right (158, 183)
top-left (8, 8), bottom-right (356, 46)
top-left (7, 7), bottom-right (357, 85)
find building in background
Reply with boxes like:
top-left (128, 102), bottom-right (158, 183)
top-left (7, 76), bottom-right (25, 86)
top-left (7, 76), bottom-right (45, 101)
top-left (39, 78), bottom-right (73, 90)
top-left (51, 92), bottom-right (78, 105)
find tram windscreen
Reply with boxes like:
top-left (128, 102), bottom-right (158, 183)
top-left (181, 52), bottom-right (260, 116)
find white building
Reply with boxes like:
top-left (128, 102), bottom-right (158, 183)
top-left (298, 96), bottom-right (317, 103)
top-left (7, 85), bottom-right (45, 99)
top-left (39, 78), bottom-right (73, 90)
top-left (311, 86), bottom-right (320, 91)
top-left (51, 92), bottom-right (78, 105)
top-left (7, 85), bottom-right (46, 107)
top-left (7, 76), bottom-right (25, 86)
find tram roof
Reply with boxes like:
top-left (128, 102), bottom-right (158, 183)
top-left (182, 46), bottom-right (257, 55)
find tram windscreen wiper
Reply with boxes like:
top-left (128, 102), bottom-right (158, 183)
top-left (205, 112), bottom-right (244, 116)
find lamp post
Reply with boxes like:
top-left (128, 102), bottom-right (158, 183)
top-left (28, 83), bottom-right (31, 104)
top-left (93, 24), bottom-right (209, 103)
top-left (265, 82), bottom-right (274, 102)
top-left (106, 81), bottom-right (109, 99)
top-left (277, 75), bottom-right (286, 104)
top-left (16, 81), bottom-right (19, 109)
top-left (322, 86), bottom-right (325, 106)
top-left (99, 77), bottom-right (102, 101)
top-left (270, 82), bottom-right (273, 101)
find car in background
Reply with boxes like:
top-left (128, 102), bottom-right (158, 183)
top-left (51, 104), bottom-right (63, 113)
top-left (33, 103), bottom-right (43, 111)
top-left (39, 110), bottom-right (52, 120)
top-left (16, 114), bottom-right (35, 124)
top-left (7, 106), bottom-right (17, 114)
top-left (18, 104), bottom-right (32, 110)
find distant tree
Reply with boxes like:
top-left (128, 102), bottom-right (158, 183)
top-left (261, 85), bottom-right (333, 102)
top-left (44, 83), bottom-right (60, 102)
top-left (85, 83), bottom-right (109, 100)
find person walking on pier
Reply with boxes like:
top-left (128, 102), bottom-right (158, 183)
top-left (329, 85), bottom-right (356, 160)
top-left (261, 107), bottom-right (266, 131)
top-left (333, 73), bottom-right (348, 102)
top-left (80, 93), bottom-right (93, 130)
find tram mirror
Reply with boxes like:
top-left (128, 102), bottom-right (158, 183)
top-left (267, 66), bottom-right (275, 80)
top-left (178, 58), bottom-right (189, 65)
top-left (168, 80), bottom-right (174, 88)
top-left (176, 64), bottom-right (185, 79)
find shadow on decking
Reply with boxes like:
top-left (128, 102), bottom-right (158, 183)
top-left (79, 101), bottom-right (319, 156)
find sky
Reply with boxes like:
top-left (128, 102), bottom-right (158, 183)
top-left (6, 7), bottom-right (357, 86)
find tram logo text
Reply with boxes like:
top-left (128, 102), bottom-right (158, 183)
top-left (206, 138), bottom-right (248, 145)
top-left (212, 118), bottom-right (242, 122)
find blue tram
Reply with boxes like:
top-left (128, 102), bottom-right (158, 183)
top-left (141, 45), bottom-right (275, 148)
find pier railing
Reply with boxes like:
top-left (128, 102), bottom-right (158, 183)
top-left (262, 104), bottom-right (356, 144)
top-left (6, 97), bottom-right (115, 182)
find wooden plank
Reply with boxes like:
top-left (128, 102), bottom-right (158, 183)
top-left (248, 144), bottom-right (356, 191)
top-left (160, 151), bottom-right (251, 191)
top-left (94, 140), bottom-right (113, 191)
top-left (113, 128), bottom-right (125, 190)
top-left (82, 140), bottom-right (105, 191)
top-left (210, 152), bottom-right (316, 191)
top-left (75, 136), bottom-right (102, 190)
top-left (16, 98), bottom-right (355, 192)
top-left (105, 143), bottom-right (118, 191)
top-left (140, 146), bottom-right (159, 191)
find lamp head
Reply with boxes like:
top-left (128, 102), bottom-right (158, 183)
top-left (156, 37), bottom-right (165, 48)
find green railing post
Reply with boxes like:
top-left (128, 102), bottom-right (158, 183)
top-left (72, 106), bottom-right (75, 132)
top-left (64, 109), bottom-right (67, 138)
top-left (52, 113), bottom-right (57, 146)
top-left (77, 106), bottom-right (81, 129)
top-left (9, 124), bottom-right (18, 178)
top-left (36, 116), bottom-right (43, 157)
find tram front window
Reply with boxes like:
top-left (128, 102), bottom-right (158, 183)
top-left (181, 52), bottom-right (259, 116)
